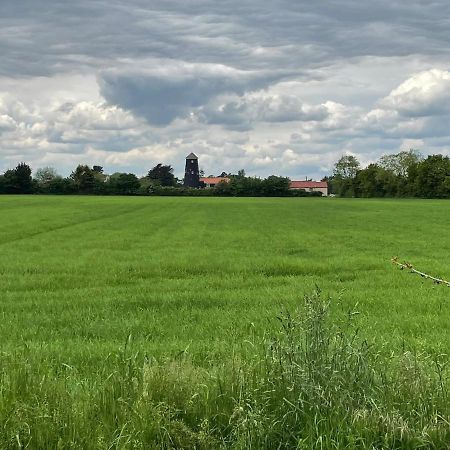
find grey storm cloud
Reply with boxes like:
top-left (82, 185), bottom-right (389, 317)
top-left (2, 0), bottom-right (450, 78)
top-left (98, 64), bottom-right (291, 125)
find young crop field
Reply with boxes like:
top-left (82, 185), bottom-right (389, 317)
top-left (1, 195), bottom-right (450, 448)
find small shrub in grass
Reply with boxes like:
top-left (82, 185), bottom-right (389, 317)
top-left (227, 289), bottom-right (450, 448)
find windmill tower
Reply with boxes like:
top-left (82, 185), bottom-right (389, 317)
top-left (184, 153), bottom-right (200, 188)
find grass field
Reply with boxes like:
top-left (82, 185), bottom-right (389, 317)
top-left (1, 196), bottom-right (450, 448)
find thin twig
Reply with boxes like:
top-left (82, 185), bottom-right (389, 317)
top-left (391, 257), bottom-right (450, 287)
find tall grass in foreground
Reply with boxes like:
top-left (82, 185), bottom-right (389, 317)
top-left (2, 290), bottom-right (450, 449)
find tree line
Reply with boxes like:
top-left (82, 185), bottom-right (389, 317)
top-left (0, 163), bottom-right (320, 197)
top-left (3, 149), bottom-right (448, 198)
top-left (328, 150), bottom-right (450, 198)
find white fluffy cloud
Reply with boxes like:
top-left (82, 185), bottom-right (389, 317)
top-left (380, 69), bottom-right (450, 117)
top-left (198, 92), bottom-right (329, 130)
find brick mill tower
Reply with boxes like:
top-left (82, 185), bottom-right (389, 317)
top-left (184, 153), bottom-right (200, 188)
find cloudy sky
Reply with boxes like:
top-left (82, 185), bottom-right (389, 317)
top-left (1, 1), bottom-right (450, 179)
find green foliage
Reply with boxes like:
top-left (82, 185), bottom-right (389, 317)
top-left (148, 185), bottom-right (215, 196)
top-left (147, 163), bottom-right (177, 187)
top-left (355, 163), bottom-right (398, 197)
top-left (70, 164), bottom-right (98, 193)
top-left (260, 175), bottom-right (291, 196)
top-left (215, 176), bottom-right (261, 196)
top-left (378, 149), bottom-right (423, 177)
top-left (141, 174), bottom-right (297, 197)
top-left (34, 166), bottom-right (60, 185)
top-left (69, 164), bottom-right (107, 194)
top-left (290, 189), bottom-right (322, 197)
top-left (415, 154), bottom-right (450, 198)
top-left (107, 172), bottom-right (140, 195)
top-left (225, 290), bottom-right (450, 448)
top-left (0, 162), bottom-right (33, 194)
top-left (45, 176), bottom-right (77, 194)
top-left (14, 162), bottom-right (33, 193)
top-left (0, 169), bottom-right (17, 193)
top-left (331, 150), bottom-right (450, 198)
top-left (332, 155), bottom-right (361, 197)
top-left (334, 154), bottom-right (361, 179)
top-left (34, 167), bottom-right (73, 194)
top-left (214, 175), bottom-right (293, 197)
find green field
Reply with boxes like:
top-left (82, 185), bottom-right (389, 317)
top-left (2, 196), bottom-right (450, 448)
top-left (2, 196), bottom-right (449, 358)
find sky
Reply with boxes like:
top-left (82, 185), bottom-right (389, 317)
top-left (1, 1), bottom-right (450, 180)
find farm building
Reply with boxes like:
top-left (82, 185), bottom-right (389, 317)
top-left (290, 180), bottom-right (328, 196)
top-left (200, 177), bottom-right (230, 188)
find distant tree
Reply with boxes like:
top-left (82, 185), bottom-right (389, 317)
top-left (213, 175), bottom-right (259, 196)
top-left (0, 174), bottom-right (6, 194)
top-left (15, 162), bottom-right (33, 193)
top-left (214, 179), bottom-right (234, 196)
top-left (214, 175), bottom-right (291, 197)
top-left (147, 164), bottom-right (176, 187)
top-left (378, 149), bottom-right (423, 178)
top-left (138, 176), bottom-right (153, 194)
top-left (1, 169), bottom-right (17, 193)
top-left (236, 176), bottom-right (262, 196)
top-left (375, 166), bottom-right (399, 197)
top-left (355, 164), bottom-right (398, 198)
top-left (16, 163), bottom-right (33, 192)
top-left (35, 167), bottom-right (59, 185)
top-left (237, 169), bottom-right (246, 178)
top-left (333, 155), bottom-right (360, 179)
top-left (415, 155), bottom-right (450, 198)
top-left (70, 165), bottom-right (96, 193)
top-left (260, 176), bottom-right (291, 196)
top-left (46, 177), bottom-right (77, 194)
top-left (1, 163), bottom-right (33, 194)
top-left (107, 173), bottom-right (140, 195)
top-left (332, 155), bottom-right (360, 197)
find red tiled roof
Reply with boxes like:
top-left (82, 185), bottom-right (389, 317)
top-left (290, 180), bottom-right (328, 189)
top-left (200, 177), bottom-right (230, 184)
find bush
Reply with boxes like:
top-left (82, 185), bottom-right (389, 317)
top-left (148, 186), bottom-right (215, 196)
top-left (290, 189), bottom-right (322, 197)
